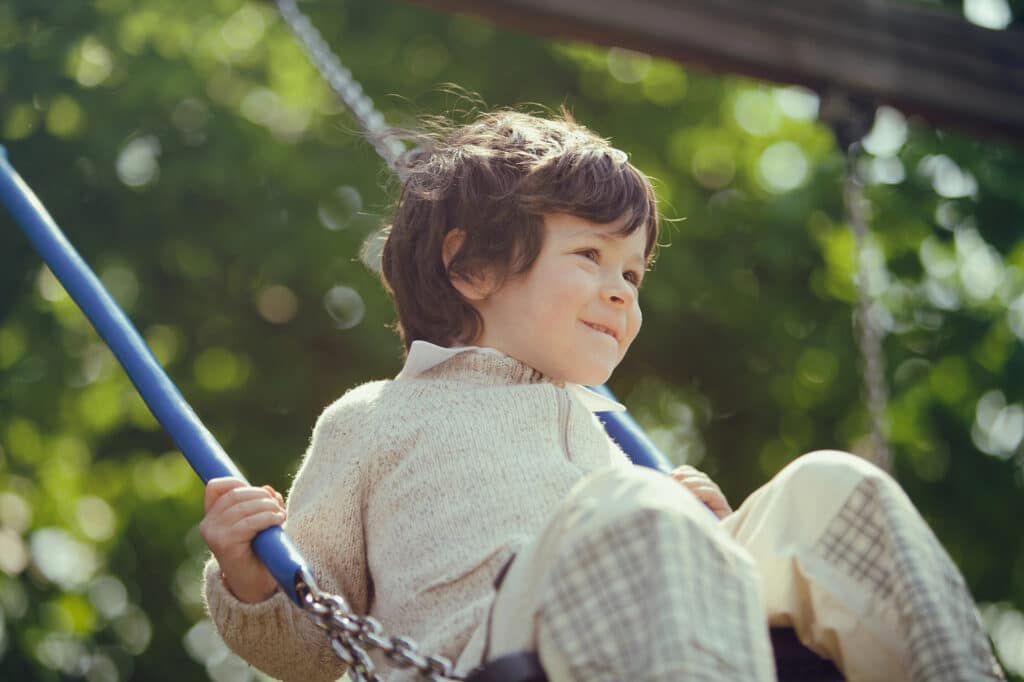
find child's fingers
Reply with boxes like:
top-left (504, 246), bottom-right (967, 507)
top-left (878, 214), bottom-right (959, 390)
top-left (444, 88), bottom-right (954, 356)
top-left (669, 468), bottom-right (732, 518)
top-left (684, 482), bottom-right (723, 502)
top-left (218, 497), bottom-right (285, 526)
top-left (670, 465), bottom-right (713, 482)
top-left (689, 486), bottom-right (732, 518)
top-left (670, 467), bottom-right (721, 491)
top-left (231, 509), bottom-right (286, 537)
top-left (262, 485), bottom-right (285, 509)
top-left (207, 485), bottom-right (281, 518)
top-left (204, 477), bottom-right (247, 513)
top-left (201, 502), bottom-right (285, 550)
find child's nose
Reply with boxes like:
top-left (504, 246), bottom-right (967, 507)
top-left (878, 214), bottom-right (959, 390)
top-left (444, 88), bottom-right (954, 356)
top-left (602, 279), bottom-right (634, 306)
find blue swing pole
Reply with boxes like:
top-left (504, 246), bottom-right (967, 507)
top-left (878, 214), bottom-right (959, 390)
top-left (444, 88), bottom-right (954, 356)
top-left (0, 145), bottom-right (315, 605)
top-left (591, 385), bottom-right (672, 472)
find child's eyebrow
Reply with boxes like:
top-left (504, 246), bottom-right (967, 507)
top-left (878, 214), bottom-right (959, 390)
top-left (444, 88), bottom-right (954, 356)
top-left (568, 228), bottom-right (630, 243)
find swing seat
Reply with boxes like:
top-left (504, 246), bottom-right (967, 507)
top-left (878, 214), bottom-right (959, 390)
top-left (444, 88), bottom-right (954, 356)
top-left (465, 627), bottom-right (844, 682)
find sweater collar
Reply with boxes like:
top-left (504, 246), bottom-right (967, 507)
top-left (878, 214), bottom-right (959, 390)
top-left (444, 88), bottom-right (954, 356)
top-left (397, 340), bottom-right (626, 414)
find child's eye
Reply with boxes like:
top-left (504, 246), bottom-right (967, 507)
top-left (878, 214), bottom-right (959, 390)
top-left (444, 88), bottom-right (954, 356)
top-left (624, 270), bottom-right (642, 286)
top-left (576, 249), bottom-right (600, 263)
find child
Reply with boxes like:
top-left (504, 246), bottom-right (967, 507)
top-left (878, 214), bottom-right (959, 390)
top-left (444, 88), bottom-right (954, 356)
top-left (200, 110), bottom-right (1004, 681)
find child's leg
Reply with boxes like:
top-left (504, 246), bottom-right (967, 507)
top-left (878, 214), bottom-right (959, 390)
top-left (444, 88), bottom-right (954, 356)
top-left (481, 464), bottom-right (777, 682)
top-left (721, 450), bottom-right (1004, 682)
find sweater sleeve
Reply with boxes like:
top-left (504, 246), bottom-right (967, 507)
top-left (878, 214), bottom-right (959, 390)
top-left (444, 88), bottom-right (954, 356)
top-left (203, 388), bottom-right (377, 682)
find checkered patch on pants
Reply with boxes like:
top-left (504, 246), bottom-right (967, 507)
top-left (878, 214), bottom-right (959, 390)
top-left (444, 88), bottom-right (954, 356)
top-left (815, 477), bottom-right (1005, 681)
top-left (538, 506), bottom-right (774, 682)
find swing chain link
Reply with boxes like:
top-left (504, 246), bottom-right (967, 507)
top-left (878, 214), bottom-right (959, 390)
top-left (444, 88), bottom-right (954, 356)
top-left (271, 0), bottom-right (407, 176)
top-left (267, 4), bottom-right (460, 672)
top-left (820, 90), bottom-right (892, 472)
top-left (296, 573), bottom-right (464, 682)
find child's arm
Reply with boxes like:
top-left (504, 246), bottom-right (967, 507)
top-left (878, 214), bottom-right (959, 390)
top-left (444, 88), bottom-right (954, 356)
top-left (200, 478), bottom-right (286, 603)
top-left (201, 393), bottom-right (375, 682)
top-left (670, 465), bottom-right (733, 519)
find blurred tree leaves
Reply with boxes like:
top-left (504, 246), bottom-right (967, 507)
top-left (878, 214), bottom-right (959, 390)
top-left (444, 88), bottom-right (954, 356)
top-left (1, 0), bottom-right (1022, 679)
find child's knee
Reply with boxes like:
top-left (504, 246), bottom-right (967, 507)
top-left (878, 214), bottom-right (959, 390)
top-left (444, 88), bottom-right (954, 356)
top-left (560, 466), bottom-right (755, 574)
top-left (569, 464), bottom-right (719, 531)
top-left (780, 449), bottom-right (895, 494)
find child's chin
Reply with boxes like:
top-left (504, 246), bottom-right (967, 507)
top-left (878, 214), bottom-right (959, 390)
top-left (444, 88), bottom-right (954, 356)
top-left (574, 364), bottom-right (616, 387)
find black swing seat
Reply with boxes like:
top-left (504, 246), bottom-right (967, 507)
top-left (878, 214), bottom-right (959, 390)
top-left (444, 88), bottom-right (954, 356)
top-left (465, 627), bottom-right (844, 682)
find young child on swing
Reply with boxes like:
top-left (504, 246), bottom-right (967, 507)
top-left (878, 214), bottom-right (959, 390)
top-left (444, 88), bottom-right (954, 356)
top-left (199, 110), bottom-right (1004, 682)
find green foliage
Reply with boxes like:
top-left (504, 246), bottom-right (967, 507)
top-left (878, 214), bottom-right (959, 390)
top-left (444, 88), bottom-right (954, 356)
top-left (1, 1), bottom-right (1022, 680)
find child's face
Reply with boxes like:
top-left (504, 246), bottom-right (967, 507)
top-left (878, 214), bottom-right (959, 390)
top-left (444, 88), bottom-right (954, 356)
top-left (472, 213), bottom-right (646, 385)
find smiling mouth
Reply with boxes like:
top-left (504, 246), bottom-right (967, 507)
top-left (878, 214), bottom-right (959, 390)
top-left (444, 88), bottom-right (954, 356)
top-left (583, 321), bottom-right (619, 342)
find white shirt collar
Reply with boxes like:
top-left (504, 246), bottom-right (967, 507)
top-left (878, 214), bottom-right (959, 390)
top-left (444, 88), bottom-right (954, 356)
top-left (397, 340), bottom-right (626, 413)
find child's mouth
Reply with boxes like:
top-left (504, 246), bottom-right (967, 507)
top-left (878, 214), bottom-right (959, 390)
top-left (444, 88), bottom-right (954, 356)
top-left (583, 321), bottom-right (618, 342)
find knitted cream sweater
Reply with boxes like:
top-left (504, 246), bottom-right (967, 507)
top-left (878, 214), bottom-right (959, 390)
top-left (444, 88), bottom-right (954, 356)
top-left (203, 348), bottom-right (631, 682)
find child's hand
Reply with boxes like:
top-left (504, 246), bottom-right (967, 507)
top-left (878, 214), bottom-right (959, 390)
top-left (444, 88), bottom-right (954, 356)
top-left (199, 477), bottom-right (286, 603)
top-left (669, 465), bottom-right (733, 519)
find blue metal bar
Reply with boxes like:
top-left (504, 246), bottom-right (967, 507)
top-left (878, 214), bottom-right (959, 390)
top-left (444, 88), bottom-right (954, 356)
top-left (0, 146), bottom-right (312, 605)
top-left (590, 385), bottom-right (673, 473)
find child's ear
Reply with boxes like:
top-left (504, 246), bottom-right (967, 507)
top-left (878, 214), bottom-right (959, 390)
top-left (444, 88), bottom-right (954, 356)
top-left (443, 229), bottom-right (491, 301)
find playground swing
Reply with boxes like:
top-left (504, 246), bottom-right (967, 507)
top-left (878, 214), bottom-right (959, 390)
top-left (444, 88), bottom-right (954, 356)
top-left (0, 1), bottom-right (896, 680)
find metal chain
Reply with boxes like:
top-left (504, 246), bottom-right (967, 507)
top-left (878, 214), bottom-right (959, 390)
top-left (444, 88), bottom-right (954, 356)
top-left (268, 3), bottom-right (461, 678)
top-left (272, 0), bottom-right (407, 176)
top-left (821, 90), bottom-right (893, 472)
top-left (296, 574), bottom-right (463, 682)
top-left (843, 143), bottom-right (892, 471)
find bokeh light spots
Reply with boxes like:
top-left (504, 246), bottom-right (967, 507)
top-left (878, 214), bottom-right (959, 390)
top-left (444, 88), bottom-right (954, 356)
top-left (221, 4), bottom-right (265, 52)
top-left (30, 527), bottom-right (98, 590)
top-left (115, 135), bottom-right (161, 188)
top-left (193, 347), bottom-right (251, 392)
top-left (143, 325), bottom-right (181, 366)
top-left (641, 63), bottom-right (687, 105)
top-left (78, 382), bottom-right (126, 433)
top-left (756, 141), bottom-right (809, 193)
top-left (919, 154), bottom-right (978, 199)
top-left (37, 265), bottom-right (68, 303)
top-left (318, 186), bottom-right (362, 231)
top-left (3, 102), bottom-right (39, 140)
top-left (88, 575), bottom-right (128, 620)
top-left (964, 0), bottom-right (1013, 29)
top-left (111, 605), bottom-right (151, 655)
top-left (606, 48), bottom-right (651, 84)
top-left (6, 418), bottom-right (44, 464)
top-left (691, 142), bottom-right (736, 190)
top-left (973, 390), bottom-right (1024, 459)
top-left (131, 452), bottom-right (195, 501)
top-left (405, 36), bottom-right (449, 79)
top-left (862, 106), bottom-right (907, 157)
top-left (256, 284), bottom-right (299, 324)
top-left (72, 36), bottom-right (115, 87)
top-left (46, 95), bottom-right (86, 139)
top-left (323, 285), bottom-right (366, 329)
top-left (99, 263), bottom-right (140, 313)
top-left (239, 87), bottom-right (311, 141)
top-left (732, 89), bottom-right (781, 136)
top-left (0, 324), bottom-right (27, 369)
top-left (773, 86), bottom-right (818, 121)
top-left (76, 497), bottom-right (116, 542)
top-left (0, 529), bottom-right (29, 576)
top-left (981, 603), bottom-right (1024, 677)
top-left (0, 492), bottom-right (32, 534)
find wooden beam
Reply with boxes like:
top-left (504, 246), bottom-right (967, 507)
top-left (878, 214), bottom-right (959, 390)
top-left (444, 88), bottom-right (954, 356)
top-left (408, 0), bottom-right (1024, 141)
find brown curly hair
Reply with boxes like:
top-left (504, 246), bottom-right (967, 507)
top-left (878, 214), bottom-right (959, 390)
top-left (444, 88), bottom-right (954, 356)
top-left (378, 109), bottom-right (659, 351)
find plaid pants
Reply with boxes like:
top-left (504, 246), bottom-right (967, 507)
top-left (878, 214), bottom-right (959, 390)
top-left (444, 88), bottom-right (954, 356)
top-left (471, 451), bottom-right (1004, 682)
